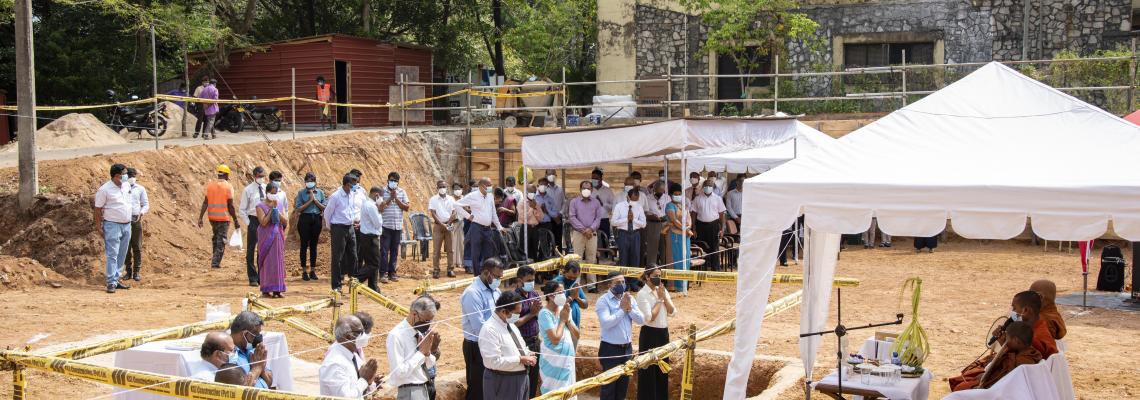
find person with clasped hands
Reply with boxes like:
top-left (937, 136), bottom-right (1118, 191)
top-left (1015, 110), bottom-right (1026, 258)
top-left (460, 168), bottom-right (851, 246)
top-left (320, 315), bottom-right (383, 398)
top-left (595, 272), bottom-right (645, 400)
top-left (479, 290), bottom-right (538, 400)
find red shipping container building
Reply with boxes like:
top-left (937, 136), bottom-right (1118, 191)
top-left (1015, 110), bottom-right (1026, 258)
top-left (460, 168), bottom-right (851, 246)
top-left (189, 34), bottom-right (432, 128)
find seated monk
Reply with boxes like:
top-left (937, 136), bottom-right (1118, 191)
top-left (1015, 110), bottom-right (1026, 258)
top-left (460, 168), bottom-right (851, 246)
top-left (1030, 279), bottom-right (1066, 340)
top-left (977, 321), bottom-right (1043, 389)
top-left (949, 290), bottom-right (1059, 391)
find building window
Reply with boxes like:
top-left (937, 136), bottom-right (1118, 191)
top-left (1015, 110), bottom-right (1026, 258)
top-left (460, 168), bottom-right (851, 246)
top-left (844, 42), bottom-right (934, 68)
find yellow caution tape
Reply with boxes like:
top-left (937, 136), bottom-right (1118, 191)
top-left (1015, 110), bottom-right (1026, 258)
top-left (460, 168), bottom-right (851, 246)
top-left (157, 95), bottom-right (294, 105)
top-left (0, 97), bottom-right (157, 111)
top-left (532, 290), bottom-right (803, 400)
top-left (468, 89), bottom-right (565, 98)
top-left (576, 263), bottom-right (861, 286)
top-left (13, 366), bottom-right (27, 400)
top-left (413, 254), bottom-right (576, 295)
top-left (293, 97), bottom-right (391, 108)
top-left (0, 351), bottom-right (352, 400)
top-left (679, 344), bottom-right (694, 400)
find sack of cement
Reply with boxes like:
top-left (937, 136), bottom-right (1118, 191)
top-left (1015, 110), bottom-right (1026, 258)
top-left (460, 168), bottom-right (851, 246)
top-left (592, 95), bottom-right (636, 119)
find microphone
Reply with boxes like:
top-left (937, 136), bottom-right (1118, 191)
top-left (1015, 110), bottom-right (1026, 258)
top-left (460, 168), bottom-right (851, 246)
top-left (987, 317), bottom-right (1013, 346)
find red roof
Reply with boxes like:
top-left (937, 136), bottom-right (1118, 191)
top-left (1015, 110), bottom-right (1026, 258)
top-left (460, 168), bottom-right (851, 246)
top-left (1125, 110), bottom-right (1140, 126)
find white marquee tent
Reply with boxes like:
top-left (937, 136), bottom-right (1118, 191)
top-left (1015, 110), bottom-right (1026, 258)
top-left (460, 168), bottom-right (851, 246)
top-left (723, 62), bottom-right (1140, 399)
top-left (683, 121), bottom-right (835, 173)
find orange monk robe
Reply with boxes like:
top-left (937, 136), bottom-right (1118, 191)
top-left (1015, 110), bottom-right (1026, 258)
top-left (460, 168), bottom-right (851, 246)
top-left (950, 319), bottom-right (1058, 392)
top-left (1039, 301), bottom-right (1067, 340)
top-left (1031, 319), bottom-right (1059, 359)
top-left (978, 346), bottom-right (1043, 389)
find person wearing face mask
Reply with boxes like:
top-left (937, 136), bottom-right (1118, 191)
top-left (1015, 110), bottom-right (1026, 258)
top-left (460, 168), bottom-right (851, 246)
top-left (122, 167), bottom-right (149, 282)
top-left (256, 182), bottom-right (289, 298)
top-left (428, 180), bottom-right (459, 279)
top-left (378, 172), bottom-right (410, 283)
top-left (949, 291), bottom-right (1058, 391)
top-left (450, 183), bottom-right (470, 275)
top-left (479, 289), bottom-right (538, 400)
top-left (228, 311), bottom-right (273, 388)
top-left (590, 169), bottom-right (616, 245)
top-left (355, 187), bottom-right (385, 291)
top-left (725, 174), bottom-right (744, 230)
top-left (95, 163), bottom-right (134, 294)
top-left (595, 271), bottom-right (645, 400)
top-left (516, 185), bottom-right (545, 260)
top-left (534, 178), bottom-right (562, 254)
top-left (239, 166), bottom-right (268, 287)
top-left (198, 165), bottom-right (241, 270)
top-left (552, 261), bottom-right (589, 327)
top-left (387, 296), bottom-right (442, 400)
top-left (689, 179), bottom-right (727, 272)
top-left (191, 332), bottom-right (236, 382)
top-left (541, 170), bottom-right (565, 246)
top-left (494, 187), bottom-right (517, 227)
top-left (511, 267), bottom-right (543, 396)
top-left (569, 180), bottom-right (604, 289)
top-left (461, 257), bottom-right (505, 400)
top-left (643, 180), bottom-right (669, 268)
top-left (612, 187), bottom-right (647, 268)
top-left (503, 176), bottom-right (523, 204)
top-left (320, 315), bottom-right (382, 397)
top-left (684, 171), bottom-right (702, 200)
top-left (537, 280), bottom-right (579, 396)
top-left (456, 178), bottom-right (507, 275)
top-left (323, 174), bottom-right (361, 292)
top-left (295, 172), bottom-right (327, 281)
top-left (635, 268), bottom-right (675, 400)
top-left (664, 183), bottom-right (694, 293)
top-left (267, 170), bottom-right (290, 214)
top-left (706, 171), bottom-right (725, 196)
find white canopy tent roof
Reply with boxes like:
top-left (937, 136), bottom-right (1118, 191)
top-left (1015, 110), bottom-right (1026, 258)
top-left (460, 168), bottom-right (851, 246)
top-left (683, 121), bottom-right (835, 173)
top-left (520, 117), bottom-right (799, 169)
top-left (723, 62), bottom-right (1140, 399)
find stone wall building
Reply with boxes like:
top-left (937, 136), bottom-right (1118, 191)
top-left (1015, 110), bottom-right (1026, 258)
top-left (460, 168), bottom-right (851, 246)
top-left (596, 0), bottom-right (1134, 113)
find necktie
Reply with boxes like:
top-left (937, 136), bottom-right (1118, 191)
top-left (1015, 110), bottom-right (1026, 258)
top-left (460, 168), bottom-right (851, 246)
top-left (351, 354), bottom-right (361, 379)
top-left (258, 184), bottom-right (265, 200)
top-left (506, 321), bottom-right (527, 364)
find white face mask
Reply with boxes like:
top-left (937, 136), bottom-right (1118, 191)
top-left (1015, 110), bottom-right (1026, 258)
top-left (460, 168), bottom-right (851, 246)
top-left (305, 181), bottom-right (316, 189)
top-left (128, 177), bottom-right (137, 185)
top-left (553, 293), bottom-right (567, 307)
top-left (1009, 310), bottom-right (1022, 322)
top-left (438, 188), bottom-right (447, 196)
top-left (355, 332), bottom-right (371, 349)
top-left (633, 179), bottom-right (641, 187)
top-left (659, 175), bottom-right (666, 182)
top-left (547, 174), bottom-right (556, 183)
top-left (453, 189), bottom-right (463, 196)
top-left (690, 177), bottom-right (699, 185)
top-left (672, 195), bottom-right (683, 203)
top-left (623, 185), bottom-right (633, 193)
top-left (527, 192), bottom-right (536, 200)
top-left (506, 187), bottom-right (515, 193)
top-left (703, 186), bottom-right (714, 195)
top-left (388, 181), bottom-right (398, 190)
top-left (507, 313), bottom-right (521, 324)
top-left (538, 185), bottom-right (547, 194)
top-left (257, 177), bottom-right (268, 185)
top-left (581, 189), bottom-right (592, 198)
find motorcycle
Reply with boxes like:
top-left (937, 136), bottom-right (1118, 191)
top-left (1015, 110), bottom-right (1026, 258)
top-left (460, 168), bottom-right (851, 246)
top-left (242, 97), bottom-right (283, 132)
top-left (213, 103), bottom-right (245, 134)
top-left (106, 90), bottom-right (169, 138)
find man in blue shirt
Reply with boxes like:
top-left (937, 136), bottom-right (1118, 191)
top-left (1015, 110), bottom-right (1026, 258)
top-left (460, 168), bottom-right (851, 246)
top-left (551, 260), bottom-right (589, 328)
top-left (595, 271), bottom-right (645, 400)
top-left (460, 257), bottom-right (504, 400)
top-left (228, 311), bottom-right (273, 388)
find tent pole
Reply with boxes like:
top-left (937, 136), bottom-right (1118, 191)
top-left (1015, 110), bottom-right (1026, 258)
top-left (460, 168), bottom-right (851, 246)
top-left (522, 165), bottom-right (528, 262)
top-left (681, 150), bottom-right (688, 295)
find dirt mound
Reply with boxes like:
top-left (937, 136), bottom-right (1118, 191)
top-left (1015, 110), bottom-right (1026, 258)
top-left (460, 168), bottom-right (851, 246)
top-left (0, 194), bottom-right (104, 283)
top-left (0, 256), bottom-right (68, 290)
top-left (34, 113), bottom-right (129, 150)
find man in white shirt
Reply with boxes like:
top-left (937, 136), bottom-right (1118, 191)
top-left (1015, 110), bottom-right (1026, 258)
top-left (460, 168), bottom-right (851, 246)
top-left (355, 187), bottom-right (384, 291)
top-left (191, 332), bottom-right (235, 382)
top-left (123, 167), bottom-right (150, 282)
top-left (706, 170), bottom-right (725, 197)
top-left (320, 315), bottom-right (381, 398)
top-left (643, 180), bottom-right (669, 267)
top-left (689, 180), bottom-right (727, 272)
top-left (323, 174), bottom-right (361, 292)
top-left (238, 166), bottom-right (268, 287)
top-left (387, 296), bottom-right (442, 400)
top-left (724, 175), bottom-right (743, 229)
top-left (611, 188), bottom-right (647, 268)
top-left (455, 177), bottom-right (506, 275)
top-left (95, 163), bottom-right (134, 294)
top-left (428, 180), bottom-right (459, 278)
top-left (478, 290), bottom-right (537, 400)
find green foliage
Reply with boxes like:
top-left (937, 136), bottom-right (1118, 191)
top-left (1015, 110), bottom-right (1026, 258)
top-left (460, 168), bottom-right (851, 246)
top-left (502, 0), bottom-right (596, 81)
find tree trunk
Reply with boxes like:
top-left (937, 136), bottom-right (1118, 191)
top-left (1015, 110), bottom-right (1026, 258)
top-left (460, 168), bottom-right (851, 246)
top-left (491, 0), bottom-right (505, 77)
top-left (362, 0), bottom-right (371, 35)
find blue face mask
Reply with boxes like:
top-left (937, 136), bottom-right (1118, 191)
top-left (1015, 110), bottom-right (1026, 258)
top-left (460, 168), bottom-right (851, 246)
top-left (522, 281), bottom-right (534, 292)
top-left (610, 282), bottom-right (626, 297)
top-left (228, 351), bottom-right (242, 364)
top-left (489, 278), bottom-right (501, 290)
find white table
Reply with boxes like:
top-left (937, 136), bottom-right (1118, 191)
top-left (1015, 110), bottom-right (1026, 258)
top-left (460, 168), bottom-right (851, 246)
top-left (113, 332), bottom-right (293, 399)
top-left (813, 337), bottom-right (933, 400)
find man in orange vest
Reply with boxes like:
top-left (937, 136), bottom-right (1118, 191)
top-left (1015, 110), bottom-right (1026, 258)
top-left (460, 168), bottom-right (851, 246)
top-left (316, 76), bottom-right (336, 131)
top-left (198, 164), bottom-right (241, 268)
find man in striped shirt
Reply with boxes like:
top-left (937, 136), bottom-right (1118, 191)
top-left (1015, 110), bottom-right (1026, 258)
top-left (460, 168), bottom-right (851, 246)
top-left (379, 171), bottom-right (410, 283)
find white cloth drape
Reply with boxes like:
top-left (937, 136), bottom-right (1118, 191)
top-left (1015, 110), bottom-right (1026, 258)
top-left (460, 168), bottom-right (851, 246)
top-left (797, 229), bottom-right (841, 388)
top-left (722, 225), bottom-right (781, 400)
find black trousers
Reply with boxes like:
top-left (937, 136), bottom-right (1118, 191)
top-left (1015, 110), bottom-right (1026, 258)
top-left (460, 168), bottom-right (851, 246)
top-left (914, 236), bottom-right (939, 250)
top-left (695, 220), bottom-right (721, 271)
top-left (467, 224), bottom-right (496, 275)
top-left (462, 340), bottom-right (485, 400)
top-left (124, 218), bottom-right (143, 270)
top-left (380, 227), bottom-right (402, 276)
top-left (297, 213), bottom-right (322, 271)
top-left (329, 224), bottom-right (357, 290)
top-left (356, 233), bottom-right (381, 290)
top-left (637, 326), bottom-right (670, 400)
top-left (599, 341), bottom-right (632, 400)
top-left (778, 225), bottom-right (795, 265)
top-left (245, 216), bottom-right (260, 284)
top-left (522, 224), bottom-right (540, 261)
top-left (616, 229), bottom-right (641, 267)
top-left (524, 335), bottom-right (540, 397)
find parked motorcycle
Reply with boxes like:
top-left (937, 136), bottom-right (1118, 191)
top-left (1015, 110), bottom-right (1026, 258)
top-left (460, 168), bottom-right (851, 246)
top-left (106, 90), bottom-right (169, 138)
top-left (213, 103), bottom-right (245, 134)
top-left (242, 97), bottom-right (283, 132)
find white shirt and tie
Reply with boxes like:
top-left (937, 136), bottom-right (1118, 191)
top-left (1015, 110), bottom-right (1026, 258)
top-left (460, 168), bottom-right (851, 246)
top-left (323, 188), bottom-right (358, 227)
top-left (319, 342), bottom-right (370, 398)
top-left (478, 314), bottom-right (533, 373)
top-left (456, 190), bottom-right (504, 229)
top-left (611, 201), bottom-right (647, 231)
top-left (385, 319), bottom-right (437, 387)
top-left (238, 181), bottom-right (267, 222)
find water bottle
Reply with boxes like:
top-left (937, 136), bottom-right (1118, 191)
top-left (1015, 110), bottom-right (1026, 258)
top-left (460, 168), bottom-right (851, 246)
top-left (891, 351), bottom-right (901, 366)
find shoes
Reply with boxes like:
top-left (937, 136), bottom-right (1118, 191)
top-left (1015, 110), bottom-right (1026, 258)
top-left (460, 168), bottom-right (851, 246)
top-left (310, 271), bottom-right (319, 280)
top-left (302, 271), bottom-right (311, 281)
top-left (132, 268), bottom-right (141, 281)
top-left (929, 248), bottom-right (935, 253)
top-left (115, 282), bottom-right (131, 290)
top-left (388, 274), bottom-right (399, 282)
top-left (106, 285), bottom-right (116, 294)
top-left (249, 281), bottom-right (259, 287)
top-left (432, 271), bottom-right (440, 279)
top-left (380, 277), bottom-right (389, 284)
top-left (881, 242), bottom-right (892, 248)
top-left (447, 271), bottom-right (456, 278)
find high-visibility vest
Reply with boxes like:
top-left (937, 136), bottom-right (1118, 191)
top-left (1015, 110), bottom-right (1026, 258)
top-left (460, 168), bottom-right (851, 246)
top-left (317, 83), bottom-right (332, 102)
top-left (205, 180), bottom-right (234, 222)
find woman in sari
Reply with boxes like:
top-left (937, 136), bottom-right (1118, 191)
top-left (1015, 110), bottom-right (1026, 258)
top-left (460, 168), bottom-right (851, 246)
top-left (664, 183), bottom-right (693, 293)
top-left (538, 280), bottom-right (579, 397)
top-left (257, 182), bottom-right (287, 298)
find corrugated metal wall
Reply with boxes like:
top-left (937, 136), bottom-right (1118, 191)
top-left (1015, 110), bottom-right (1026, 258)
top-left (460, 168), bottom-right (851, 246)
top-left (191, 35), bottom-right (433, 128)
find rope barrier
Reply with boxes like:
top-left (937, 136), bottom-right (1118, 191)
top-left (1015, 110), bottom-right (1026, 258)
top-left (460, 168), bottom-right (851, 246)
top-left (412, 254), bottom-right (576, 295)
top-left (576, 263), bottom-right (862, 286)
top-left (0, 97), bottom-right (156, 111)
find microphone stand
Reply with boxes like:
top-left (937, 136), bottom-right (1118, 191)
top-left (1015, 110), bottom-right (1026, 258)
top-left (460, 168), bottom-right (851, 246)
top-left (799, 287), bottom-right (905, 399)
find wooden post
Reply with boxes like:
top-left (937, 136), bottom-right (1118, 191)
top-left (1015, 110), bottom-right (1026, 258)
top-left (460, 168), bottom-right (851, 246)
top-left (679, 323), bottom-right (697, 400)
top-left (561, 67), bottom-right (568, 129)
top-left (498, 125), bottom-right (506, 186)
top-left (150, 24), bottom-right (160, 151)
top-left (666, 64), bottom-right (673, 119)
top-left (348, 279), bottom-right (358, 313)
top-left (330, 289), bottom-right (341, 335)
top-left (773, 54), bottom-right (780, 115)
top-left (400, 73), bottom-right (408, 136)
top-left (465, 71), bottom-right (473, 184)
top-left (1130, 36), bottom-right (1136, 112)
top-left (183, 48), bottom-right (190, 137)
top-left (291, 68), bottom-right (297, 140)
top-left (15, 0), bottom-right (37, 211)
top-left (901, 50), bottom-right (908, 107)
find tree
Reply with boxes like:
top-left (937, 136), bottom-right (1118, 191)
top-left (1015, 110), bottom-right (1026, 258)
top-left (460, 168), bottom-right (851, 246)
top-left (681, 0), bottom-right (818, 99)
top-left (502, 0), bottom-right (596, 81)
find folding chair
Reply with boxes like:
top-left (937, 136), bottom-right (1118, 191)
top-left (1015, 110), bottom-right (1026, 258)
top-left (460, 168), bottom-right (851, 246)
top-left (399, 216), bottom-right (420, 260)
top-left (408, 212), bottom-right (432, 262)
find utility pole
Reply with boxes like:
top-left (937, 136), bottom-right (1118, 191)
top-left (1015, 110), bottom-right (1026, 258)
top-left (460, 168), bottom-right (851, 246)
top-left (15, 0), bottom-right (37, 210)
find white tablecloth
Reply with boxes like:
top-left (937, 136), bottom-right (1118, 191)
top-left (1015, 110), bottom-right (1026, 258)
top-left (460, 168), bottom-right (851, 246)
top-left (816, 369), bottom-right (933, 400)
top-left (113, 332), bottom-right (293, 399)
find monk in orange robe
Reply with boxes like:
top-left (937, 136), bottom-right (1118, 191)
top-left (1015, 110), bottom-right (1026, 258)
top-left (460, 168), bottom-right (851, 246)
top-left (1030, 279), bottom-right (1066, 340)
top-left (977, 321), bottom-right (1043, 389)
top-left (950, 290), bottom-right (1057, 391)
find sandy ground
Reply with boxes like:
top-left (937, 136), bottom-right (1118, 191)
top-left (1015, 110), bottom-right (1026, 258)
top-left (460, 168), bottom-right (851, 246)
top-left (0, 237), bottom-right (1135, 399)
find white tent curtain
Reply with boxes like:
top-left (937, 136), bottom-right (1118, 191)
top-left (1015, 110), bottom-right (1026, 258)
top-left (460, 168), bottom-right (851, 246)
top-left (797, 229), bottom-right (842, 390)
top-left (723, 62), bottom-right (1140, 399)
top-left (685, 121), bottom-right (835, 174)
